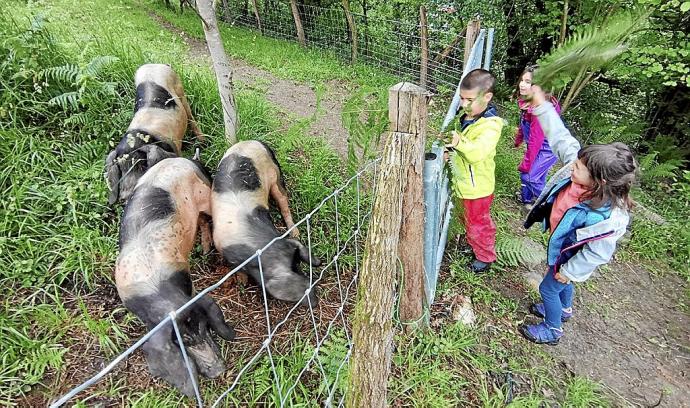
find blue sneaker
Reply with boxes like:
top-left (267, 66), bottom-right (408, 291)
top-left (529, 303), bottom-right (572, 322)
top-left (471, 259), bottom-right (492, 273)
top-left (519, 322), bottom-right (563, 345)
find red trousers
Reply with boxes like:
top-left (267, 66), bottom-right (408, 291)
top-left (462, 194), bottom-right (497, 263)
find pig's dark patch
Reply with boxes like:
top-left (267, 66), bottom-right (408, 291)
top-left (119, 187), bottom-right (176, 247)
top-left (213, 154), bottom-right (261, 193)
top-left (135, 81), bottom-right (178, 112)
top-left (168, 269), bottom-right (193, 297)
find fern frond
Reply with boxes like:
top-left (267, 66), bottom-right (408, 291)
top-left (48, 91), bottom-right (79, 109)
top-left (83, 55), bottom-right (119, 77)
top-left (496, 236), bottom-right (545, 268)
top-left (64, 112), bottom-right (88, 126)
top-left (42, 64), bottom-right (79, 84)
top-left (533, 11), bottom-right (648, 90)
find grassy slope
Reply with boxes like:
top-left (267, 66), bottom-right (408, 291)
top-left (4, 0), bottom-right (677, 406)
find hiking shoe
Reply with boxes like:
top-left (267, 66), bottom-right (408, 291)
top-left (519, 322), bottom-right (563, 345)
top-left (471, 259), bottom-right (492, 273)
top-left (529, 303), bottom-right (572, 322)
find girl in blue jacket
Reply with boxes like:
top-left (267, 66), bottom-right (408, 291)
top-left (519, 86), bottom-right (638, 345)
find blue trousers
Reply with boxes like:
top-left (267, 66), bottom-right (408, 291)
top-left (539, 266), bottom-right (574, 329)
top-left (520, 150), bottom-right (558, 203)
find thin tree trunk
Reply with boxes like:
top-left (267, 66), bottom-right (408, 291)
top-left (559, 0), bottom-right (569, 46)
top-left (419, 5), bottom-right (428, 89)
top-left (197, 0), bottom-right (238, 144)
top-left (342, 0), bottom-right (357, 63)
top-left (289, 0), bottom-right (306, 46)
top-left (433, 31), bottom-right (463, 64)
top-left (251, 0), bottom-right (263, 33)
top-left (221, 0), bottom-right (231, 22)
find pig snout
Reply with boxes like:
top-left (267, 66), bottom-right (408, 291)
top-left (143, 329), bottom-right (199, 397)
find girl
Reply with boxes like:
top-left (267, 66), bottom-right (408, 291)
top-left (519, 86), bottom-right (637, 345)
top-left (514, 66), bottom-right (562, 211)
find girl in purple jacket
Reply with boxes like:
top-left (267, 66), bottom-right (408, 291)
top-left (514, 66), bottom-right (561, 210)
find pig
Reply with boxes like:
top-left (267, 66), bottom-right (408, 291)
top-left (115, 157), bottom-right (234, 397)
top-left (105, 63), bottom-right (203, 205)
top-left (211, 140), bottom-right (321, 306)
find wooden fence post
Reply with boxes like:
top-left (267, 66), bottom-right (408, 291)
top-left (419, 5), bottom-right (428, 89)
top-left (342, 0), bottom-right (358, 63)
top-left (289, 0), bottom-right (306, 46)
top-left (463, 18), bottom-right (481, 68)
top-left (346, 82), bottom-right (428, 407)
top-left (397, 83), bottom-right (428, 328)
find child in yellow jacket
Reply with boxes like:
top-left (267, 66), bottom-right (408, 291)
top-left (446, 69), bottom-right (504, 272)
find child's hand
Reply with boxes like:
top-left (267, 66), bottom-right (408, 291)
top-left (530, 85), bottom-right (547, 107)
top-left (445, 131), bottom-right (461, 149)
top-left (554, 272), bottom-right (570, 284)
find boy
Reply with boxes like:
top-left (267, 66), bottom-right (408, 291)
top-left (446, 69), bottom-right (503, 272)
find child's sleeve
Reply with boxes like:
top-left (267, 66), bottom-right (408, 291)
top-left (518, 116), bottom-right (546, 173)
top-left (453, 119), bottom-right (503, 164)
top-left (533, 102), bottom-right (580, 164)
top-left (559, 213), bottom-right (630, 282)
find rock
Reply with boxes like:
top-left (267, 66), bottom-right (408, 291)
top-left (452, 295), bottom-right (476, 326)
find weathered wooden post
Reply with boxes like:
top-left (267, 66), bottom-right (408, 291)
top-left (397, 83), bottom-right (428, 328)
top-left (342, 0), bottom-right (358, 63)
top-left (419, 5), bottom-right (428, 89)
top-left (463, 18), bottom-right (481, 68)
top-left (289, 0), bottom-right (306, 46)
top-left (346, 82), bottom-right (428, 407)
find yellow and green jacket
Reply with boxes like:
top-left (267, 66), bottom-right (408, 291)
top-left (448, 105), bottom-right (503, 199)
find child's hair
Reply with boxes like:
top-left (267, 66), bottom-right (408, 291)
top-left (578, 142), bottom-right (638, 210)
top-left (460, 69), bottom-right (495, 93)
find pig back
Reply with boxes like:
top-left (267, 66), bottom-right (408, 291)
top-left (116, 158), bottom-right (211, 292)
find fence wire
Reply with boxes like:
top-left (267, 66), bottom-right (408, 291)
top-left (50, 159), bottom-right (379, 407)
top-left (222, 0), bottom-right (468, 92)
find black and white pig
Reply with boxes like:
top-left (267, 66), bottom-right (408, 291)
top-left (105, 63), bottom-right (203, 205)
top-left (115, 157), bottom-right (234, 397)
top-left (211, 141), bottom-right (321, 306)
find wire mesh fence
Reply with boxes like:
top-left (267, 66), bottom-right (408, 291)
top-left (221, 0), bottom-right (468, 92)
top-left (50, 159), bottom-right (379, 407)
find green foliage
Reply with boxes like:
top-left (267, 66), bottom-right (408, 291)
top-left (342, 87), bottom-right (388, 173)
top-left (638, 151), bottom-right (684, 185)
top-left (534, 11), bottom-right (648, 91)
top-left (495, 236), bottom-right (544, 269)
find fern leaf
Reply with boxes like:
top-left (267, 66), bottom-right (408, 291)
top-left (84, 55), bottom-right (119, 77)
top-left (533, 11), bottom-right (648, 90)
top-left (48, 91), bottom-right (79, 110)
top-left (42, 64), bottom-right (79, 84)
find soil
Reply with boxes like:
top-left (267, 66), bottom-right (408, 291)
top-left (149, 12), bottom-right (351, 157)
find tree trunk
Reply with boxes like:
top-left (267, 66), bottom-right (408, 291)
top-left (342, 0), bottom-right (357, 63)
top-left (197, 0), bottom-right (238, 144)
top-left (289, 0), bottom-right (306, 46)
top-left (419, 5), bottom-right (428, 89)
top-left (347, 82), bottom-right (428, 407)
top-left (559, 0), bottom-right (569, 46)
top-left (220, 0), bottom-right (230, 22)
top-left (251, 0), bottom-right (263, 33)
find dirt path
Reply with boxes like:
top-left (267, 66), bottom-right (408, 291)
top-left (150, 13), bottom-right (350, 157)
top-left (552, 262), bottom-right (690, 407)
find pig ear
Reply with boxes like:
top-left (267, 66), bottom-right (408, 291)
top-left (140, 144), bottom-right (177, 168)
top-left (105, 150), bottom-right (120, 205)
top-left (290, 239), bottom-right (321, 267)
top-left (197, 295), bottom-right (235, 341)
